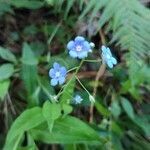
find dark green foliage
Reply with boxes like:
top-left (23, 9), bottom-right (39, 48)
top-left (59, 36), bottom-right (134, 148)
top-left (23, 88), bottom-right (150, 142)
top-left (0, 0), bottom-right (150, 149)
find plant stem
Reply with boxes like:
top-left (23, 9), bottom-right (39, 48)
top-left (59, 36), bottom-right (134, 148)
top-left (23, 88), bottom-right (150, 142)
top-left (84, 59), bottom-right (101, 63)
top-left (89, 30), bottom-right (106, 123)
top-left (67, 66), bottom-right (78, 73)
top-left (75, 76), bottom-right (90, 96)
top-left (57, 59), bottom-right (84, 98)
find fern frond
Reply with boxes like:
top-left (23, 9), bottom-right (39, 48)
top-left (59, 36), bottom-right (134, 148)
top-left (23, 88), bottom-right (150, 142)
top-left (80, 0), bottom-right (150, 85)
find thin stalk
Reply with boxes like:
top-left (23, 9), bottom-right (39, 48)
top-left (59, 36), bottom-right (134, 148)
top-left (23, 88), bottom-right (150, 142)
top-left (75, 76), bottom-right (90, 96)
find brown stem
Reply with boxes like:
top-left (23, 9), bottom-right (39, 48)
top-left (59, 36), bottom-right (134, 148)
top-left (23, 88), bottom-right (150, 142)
top-left (89, 30), bottom-right (106, 123)
top-left (89, 64), bottom-right (106, 123)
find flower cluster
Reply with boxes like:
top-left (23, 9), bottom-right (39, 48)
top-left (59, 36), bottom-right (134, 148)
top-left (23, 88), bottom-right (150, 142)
top-left (49, 36), bottom-right (117, 88)
top-left (48, 36), bottom-right (118, 105)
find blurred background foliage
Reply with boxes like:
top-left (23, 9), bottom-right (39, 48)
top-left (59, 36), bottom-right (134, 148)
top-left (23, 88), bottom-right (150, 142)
top-left (0, 0), bottom-right (150, 149)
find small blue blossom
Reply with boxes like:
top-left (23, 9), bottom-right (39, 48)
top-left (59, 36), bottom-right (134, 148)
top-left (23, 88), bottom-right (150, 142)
top-left (73, 95), bottom-right (83, 104)
top-left (49, 62), bottom-right (67, 86)
top-left (67, 36), bottom-right (93, 59)
top-left (101, 45), bottom-right (117, 68)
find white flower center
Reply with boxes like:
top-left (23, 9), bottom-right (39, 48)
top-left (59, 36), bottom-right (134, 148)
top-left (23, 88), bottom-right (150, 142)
top-left (76, 45), bottom-right (82, 51)
top-left (55, 71), bottom-right (60, 77)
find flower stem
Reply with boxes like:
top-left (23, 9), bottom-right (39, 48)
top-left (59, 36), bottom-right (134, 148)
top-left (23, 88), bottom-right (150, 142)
top-left (84, 59), bottom-right (101, 63)
top-left (89, 30), bottom-right (106, 123)
top-left (75, 76), bottom-right (90, 96)
top-left (67, 66), bottom-right (78, 73)
top-left (75, 59), bottom-right (84, 75)
top-left (57, 59), bottom-right (84, 98)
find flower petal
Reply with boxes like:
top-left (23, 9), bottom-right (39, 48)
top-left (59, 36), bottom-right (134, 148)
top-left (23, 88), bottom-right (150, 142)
top-left (83, 41), bottom-right (90, 51)
top-left (106, 47), bottom-right (112, 56)
top-left (51, 78), bottom-right (58, 86)
top-left (53, 62), bottom-right (60, 70)
top-left (60, 67), bottom-right (67, 76)
top-left (101, 45), bottom-right (107, 53)
top-left (75, 36), bottom-right (85, 42)
top-left (58, 77), bottom-right (65, 85)
top-left (69, 50), bottom-right (78, 58)
top-left (49, 68), bottom-right (55, 78)
top-left (74, 95), bottom-right (83, 104)
top-left (67, 41), bottom-right (75, 50)
top-left (107, 60), bottom-right (113, 68)
top-left (111, 57), bottom-right (117, 65)
top-left (78, 51), bottom-right (88, 59)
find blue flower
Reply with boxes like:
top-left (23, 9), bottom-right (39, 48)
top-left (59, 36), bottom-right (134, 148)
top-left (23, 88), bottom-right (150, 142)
top-left (67, 36), bottom-right (93, 59)
top-left (101, 45), bottom-right (117, 68)
top-left (73, 95), bottom-right (83, 104)
top-left (49, 62), bottom-right (67, 86)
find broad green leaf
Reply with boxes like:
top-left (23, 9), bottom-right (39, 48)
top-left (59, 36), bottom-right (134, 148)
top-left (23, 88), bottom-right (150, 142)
top-left (45, 0), bottom-right (55, 5)
top-left (0, 63), bottom-right (14, 81)
top-left (0, 47), bottom-right (17, 63)
top-left (63, 144), bottom-right (77, 150)
top-left (22, 43), bottom-right (38, 65)
top-left (4, 107), bottom-right (45, 149)
top-left (42, 101), bottom-right (61, 132)
top-left (25, 133), bottom-right (38, 150)
top-left (95, 101), bottom-right (110, 117)
top-left (31, 116), bottom-right (106, 144)
top-left (0, 1), bottom-right (13, 16)
top-left (121, 97), bottom-right (135, 119)
top-left (21, 43), bottom-right (38, 105)
top-left (111, 100), bottom-right (121, 118)
top-left (110, 121), bottom-right (123, 137)
top-left (22, 65), bottom-right (37, 90)
top-left (38, 76), bottom-right (55, 101)
top-left (134, 116), bottom-right (150, 136)
top-left (22, 65), bottom-right (38, 105)
top-left (10, 0), bottom-right (44, 9)
top-left (0, 80), bottom-right (10, 100)
top-left (110, 134), bottom-right (124, 150)
top-left (61, 104), bottom-right (73, 116)
top-left (60, 77), bottom-right (76, 104)
top-left (3, 132), bottom-right (24, 150)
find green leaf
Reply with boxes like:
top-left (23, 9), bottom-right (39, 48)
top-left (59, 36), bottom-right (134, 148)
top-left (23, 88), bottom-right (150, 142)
top-left (45, 0), bottom-right (55, 5)
top-left (111, 100), bottom-right (121, 118)
top-left (21, 43), bottom-right (38, 105)
top-left (0, 80), bottom-right (10, 100)
top-left (0, 1), bottom-right (13, 16)
top-left (4, 132), bottom-right (24, 150)
top-left (10, 0), bottom-right (44, 9)
top-left (22, 43), bottom-right (38, 65)
top-left (95, 101), bottom-right (110, 117)
top-left (42, 101), bottom-right (61, 132)
top-left (64, 0), bottom-right (75, 19)
top-left (4, 107), bottom-right (45, 149)
top-left (61, 104), bottom-right (73, 116)
top-left (134, 116), bottom-right (150, 136)
top-left (121, 97), bottom-right (135, 119)
top-left (31, 116), bottom-right (106, 144)
top-left (0, 63), bottom-right (14, 81)
top-left (110, 121), bottom-right (123, 137)
top-left (22, 65), bottom-right (38, 96)
top-left (0, 47), bottom-right (17, 63)
top-left (38, 76), bottom-right (55, 101)
top-left (60, 77), bottom-right (76, 104)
